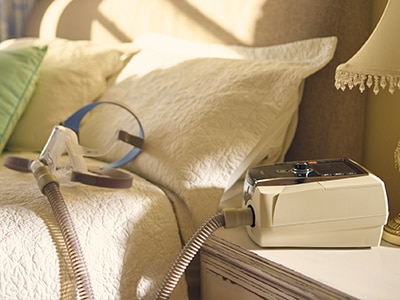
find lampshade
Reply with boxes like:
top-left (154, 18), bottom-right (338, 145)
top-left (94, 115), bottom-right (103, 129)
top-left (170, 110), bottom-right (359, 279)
top-left (335, 0), bottom-right (400, 95)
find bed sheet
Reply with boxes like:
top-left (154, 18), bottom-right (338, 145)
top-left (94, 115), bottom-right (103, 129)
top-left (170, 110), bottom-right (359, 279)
top-left (0, 152), bottom-right (187, 299)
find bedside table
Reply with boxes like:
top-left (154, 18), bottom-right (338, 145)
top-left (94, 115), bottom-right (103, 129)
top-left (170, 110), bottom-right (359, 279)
top-left (200, 227), bottom-right (400, 299)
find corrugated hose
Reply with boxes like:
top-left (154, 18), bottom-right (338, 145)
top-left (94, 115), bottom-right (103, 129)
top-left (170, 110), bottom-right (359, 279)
top-left (31, 160), bottom-right (95, 300)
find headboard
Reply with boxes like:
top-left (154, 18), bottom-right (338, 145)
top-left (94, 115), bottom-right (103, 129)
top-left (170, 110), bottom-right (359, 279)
top-left (25, 0), bottom-right (372, 163)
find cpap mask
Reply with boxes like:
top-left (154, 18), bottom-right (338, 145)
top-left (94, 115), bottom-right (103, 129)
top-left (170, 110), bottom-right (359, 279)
top-left (3, 101), bottom-right (145, 299)
top-left (5, 101), bottom-right (144, 188)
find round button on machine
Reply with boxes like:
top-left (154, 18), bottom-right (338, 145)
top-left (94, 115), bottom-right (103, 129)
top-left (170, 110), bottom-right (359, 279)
top-left (295, 162), bottom-right (309, 170)
top-left (292, 162), bottom-right (313, 176)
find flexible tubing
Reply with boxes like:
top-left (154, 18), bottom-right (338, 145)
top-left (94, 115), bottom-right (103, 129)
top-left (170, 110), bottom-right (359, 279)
top-left (42, 182), bottom-right (95, 300)
top-left (155, 212), bottom-right (225, 300)
top-left (32, 160), bottom-right (95, 300)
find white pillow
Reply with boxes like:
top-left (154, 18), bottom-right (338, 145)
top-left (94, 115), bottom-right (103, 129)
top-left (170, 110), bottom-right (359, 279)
top-left (0, 38), bottom-right (137, 152)
top-left (80, 34), bottom-right (337, 227)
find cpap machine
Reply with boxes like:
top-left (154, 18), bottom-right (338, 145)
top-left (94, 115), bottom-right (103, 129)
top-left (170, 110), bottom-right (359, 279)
top-left (242, 158), bottom-right (389, 248)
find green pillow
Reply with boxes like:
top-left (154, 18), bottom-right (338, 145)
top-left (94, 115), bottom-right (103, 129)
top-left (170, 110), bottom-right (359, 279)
top-left (0, 46), bottom-right (47, 152)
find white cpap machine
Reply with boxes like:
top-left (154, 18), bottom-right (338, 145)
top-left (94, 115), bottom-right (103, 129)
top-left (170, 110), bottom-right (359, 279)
top-left (242, 158), bottom-right (389, 248)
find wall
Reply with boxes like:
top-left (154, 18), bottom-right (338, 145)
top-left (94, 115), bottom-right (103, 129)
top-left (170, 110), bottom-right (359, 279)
top-left (363, 0), bottom-right (400, 219)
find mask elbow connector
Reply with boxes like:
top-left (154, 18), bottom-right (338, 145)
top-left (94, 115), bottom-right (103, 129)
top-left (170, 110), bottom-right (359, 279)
top-left (30, 160), bottom-right (59, 194)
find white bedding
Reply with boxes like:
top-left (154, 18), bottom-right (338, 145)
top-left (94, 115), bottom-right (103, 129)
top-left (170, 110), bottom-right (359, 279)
top-left (0, 153), bottom-right (188, 299)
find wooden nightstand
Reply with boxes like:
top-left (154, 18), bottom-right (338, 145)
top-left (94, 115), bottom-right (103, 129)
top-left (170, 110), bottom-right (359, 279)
top-left (200, 227), bottom-right (400, 299)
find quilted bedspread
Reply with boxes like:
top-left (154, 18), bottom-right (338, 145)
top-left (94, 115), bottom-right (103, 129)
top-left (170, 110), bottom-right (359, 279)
top-left (0, 153), bottom-right (188, 299)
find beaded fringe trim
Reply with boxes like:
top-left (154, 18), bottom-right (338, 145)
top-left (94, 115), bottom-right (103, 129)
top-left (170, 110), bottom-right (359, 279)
top-left (335, 71), bottom-right (400, 94)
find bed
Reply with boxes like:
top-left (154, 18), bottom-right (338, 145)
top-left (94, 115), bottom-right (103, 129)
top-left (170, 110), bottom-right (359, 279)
top-left (0, 0), bottom-right (372, 299)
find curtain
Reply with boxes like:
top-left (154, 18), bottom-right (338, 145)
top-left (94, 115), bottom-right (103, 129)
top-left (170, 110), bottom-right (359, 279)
top-left (0, 0), bottom-right (37, 41)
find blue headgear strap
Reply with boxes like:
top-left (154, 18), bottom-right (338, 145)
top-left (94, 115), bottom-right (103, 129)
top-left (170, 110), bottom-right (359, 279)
top-left (63, 101), bottom-right (144, 169)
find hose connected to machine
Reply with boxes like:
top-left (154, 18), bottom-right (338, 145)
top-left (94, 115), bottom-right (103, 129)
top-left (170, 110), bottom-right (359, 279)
top-left (31, 160), bottom-right (95, 300)
top-left (155, 207), bottom-right (254, 300)
top-left (8, 155), bottom-right (253, 300)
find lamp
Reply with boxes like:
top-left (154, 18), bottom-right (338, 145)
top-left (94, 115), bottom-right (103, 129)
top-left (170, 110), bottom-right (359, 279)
top-left (335, 0), bottom-right (400, 245)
